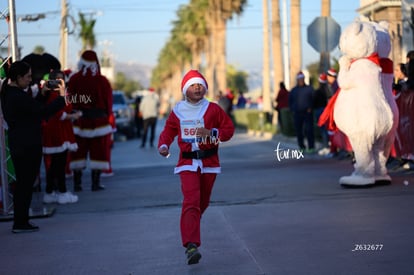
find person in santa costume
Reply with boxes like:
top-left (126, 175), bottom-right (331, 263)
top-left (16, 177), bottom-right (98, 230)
top-left (158, 70), bottom-right (234, 265)
top-left (42, 70), bottom-right (82, 204)
top-left (67, 50), bottom-right (113, 191)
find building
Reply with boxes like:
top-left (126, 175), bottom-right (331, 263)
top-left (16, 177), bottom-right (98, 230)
top-left (358, 0), bottom-right (414, 63)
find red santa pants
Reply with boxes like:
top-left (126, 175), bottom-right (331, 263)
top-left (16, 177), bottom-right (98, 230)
top-left (70, 135), bottom-right (110, 170)
top-left (179, 169), bottom-right (217, 247)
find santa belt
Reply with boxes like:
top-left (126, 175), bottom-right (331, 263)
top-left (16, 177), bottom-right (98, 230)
top-left (182, 148), bottom-right (218, 159)
top-left (80, 108), bottom-right (107, 119)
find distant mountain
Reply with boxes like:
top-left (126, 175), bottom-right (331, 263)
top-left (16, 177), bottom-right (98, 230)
top-left (114, 61), bottom-right (153, 88)
top-left (113, 61), bottom-right (262, 92)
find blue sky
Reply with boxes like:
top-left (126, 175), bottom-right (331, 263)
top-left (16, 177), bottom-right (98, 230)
top-left (1, 0), bottom-right (360, 71)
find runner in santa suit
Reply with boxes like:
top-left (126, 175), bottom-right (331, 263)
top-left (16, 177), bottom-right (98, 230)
top-left (67, 50), bottom-right (113, 191)
top-left (158, 70), bottom-right (234, 265)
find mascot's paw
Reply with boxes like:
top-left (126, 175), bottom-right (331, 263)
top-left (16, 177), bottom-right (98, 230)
top-left (374, 174), bottom-right (392, 186)
top-left (339, 174), bottom-right (375, 188)
top-left (338, 55), bottom-right (351, 71)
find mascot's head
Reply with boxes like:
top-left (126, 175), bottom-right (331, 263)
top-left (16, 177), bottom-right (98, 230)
top-left (370, 21), bottom-right (391, 58)
top-left (339, 20), bottom-right (377, 60)
top-left (78, 50), bottom-right (101, 76)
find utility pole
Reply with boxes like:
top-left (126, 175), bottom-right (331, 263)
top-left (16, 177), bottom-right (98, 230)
top-left (320, 0), bottom-right (331, 72)
top-left (59, 0), bottom-right (68, 69)
top-left (282, 0), bottom-right (290, 89)
top-left (8, 0), bottom-right (19, 61)
top-left (262, 0), bottom-right (272, 113)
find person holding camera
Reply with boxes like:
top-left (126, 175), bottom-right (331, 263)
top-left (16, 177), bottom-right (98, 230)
top-left (42, 70), bottom-right (82, 204)
top-left (1, 61), bottom-right (66, 233)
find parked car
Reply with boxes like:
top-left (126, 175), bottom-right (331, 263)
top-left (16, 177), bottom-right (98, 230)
top-left (112, 90), bottom-right (135, 139)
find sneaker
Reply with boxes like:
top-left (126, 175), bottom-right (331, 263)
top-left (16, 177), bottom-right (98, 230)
top-left (12, 222), bottom-right (39, 233)
top-left (43, 191), bottom-right (58, 204)
top-left (185, 243), bottom-right (201, 265)
top-left (57, 192), bottom-right (79, 204)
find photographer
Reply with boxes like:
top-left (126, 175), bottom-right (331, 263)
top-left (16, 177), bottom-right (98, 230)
top-left (1, 61), bottom-right (66, 233)
top-left (42, 70), bottom-right (82, 204)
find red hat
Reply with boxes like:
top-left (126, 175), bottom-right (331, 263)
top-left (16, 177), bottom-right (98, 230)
top-left (296, 71), bottom-right (305, 79)
top-left (318, 73), bottom-right (327, 83)
top-left (181, 70), bottom-right (208, 96)
top-left (327, 68), bottom-right (337, 77)
top-left (78, 50), bottom-right (100, 76)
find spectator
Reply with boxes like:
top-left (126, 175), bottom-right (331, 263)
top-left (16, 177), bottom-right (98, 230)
top-left (313, 73), bottom-right (330, 152)
top-left (274, 81), bottom-right (289, 131)
top-left (393, 63), bottom-right (408, 96)
top-left (326, 68), bottom-right (339, 96)
top-left (218, 90), bottom-right (233, 116)
top-left (67, 50), bottom-right (113, 192)
top-left (236, 90), bottom-right (247, 108)
top-left (158, 70), bottom-right (234, 265)
top-left (134, 95), bottom-right (143, 138)
top-left (140, 88), bottom-right (160, 148)
top-left (288, 71), bottom-right (315, 153)
top-left (394, 57), bottom-right (414, 170)
top-left (42, 70), bottom-right (81, 204)
top-left (1, 61), bottom-right (66, 233)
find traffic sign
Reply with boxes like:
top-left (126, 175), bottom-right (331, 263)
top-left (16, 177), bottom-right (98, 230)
top-left (307, 16), bottom-right (341, 53)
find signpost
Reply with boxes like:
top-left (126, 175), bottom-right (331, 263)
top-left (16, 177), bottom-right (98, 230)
top-left (307, 16), bottom-right (341, 72)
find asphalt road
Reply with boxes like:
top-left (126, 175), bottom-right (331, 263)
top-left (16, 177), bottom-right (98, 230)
top-left (0, 122), bottom-right (413, 275)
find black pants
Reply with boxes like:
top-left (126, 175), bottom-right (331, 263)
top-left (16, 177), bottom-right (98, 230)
top-left (141, 117), bottom-right (157, 147)
top-left (10, 145), bottom-right (42, 226)
top-left (293, 111), bottom-right (315, 150)
top-left (45, 151), bottom-right (68, 193)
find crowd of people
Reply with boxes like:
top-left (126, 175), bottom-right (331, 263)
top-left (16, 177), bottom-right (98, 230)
top-left (0, 50), bottom-right (116, 233)
top-left (273, 51), bottom-right (414, 172)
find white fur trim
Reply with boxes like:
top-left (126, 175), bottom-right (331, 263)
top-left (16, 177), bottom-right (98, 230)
top-left (73, 125), bottom-right (113, 138)
top-left (43, 142), bottom-right (78, 154)
top-left (182, 77), bottom-right (207, 95)
top-left (339, 175), bottom-right (375, 186)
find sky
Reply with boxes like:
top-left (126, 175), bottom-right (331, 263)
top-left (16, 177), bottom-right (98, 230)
top-left (1, 0), bottom-right (361, 72)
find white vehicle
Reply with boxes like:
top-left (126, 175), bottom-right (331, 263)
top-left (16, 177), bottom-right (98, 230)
top-left (113, 90), bottom-right (135, 139)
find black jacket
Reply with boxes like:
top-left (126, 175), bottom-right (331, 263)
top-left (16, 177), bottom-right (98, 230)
top-left (1, 85), bottom-right (66, 150)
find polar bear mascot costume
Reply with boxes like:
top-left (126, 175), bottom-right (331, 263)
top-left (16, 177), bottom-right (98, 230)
top-left (334, 20), bottom-right (394, 187)
top-left (370, 21), bottom-right (399, 171)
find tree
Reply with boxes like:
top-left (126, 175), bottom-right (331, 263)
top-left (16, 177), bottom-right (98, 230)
top-left (226, 64), bottom-right (248, 94)
top-left (289, 0), bottom-right (302, 88)
top-left (33, 45), bottom-right (45, 54)
top-left (113, 72), bottom-right (143, 97)
top-left (78, 12), bottom-right (96, 51)
top-left (271, 0), bottom-right (283, 92)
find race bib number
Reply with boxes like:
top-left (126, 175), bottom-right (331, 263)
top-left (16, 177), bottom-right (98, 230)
top-left (181, 119), bottom-right (204, 143)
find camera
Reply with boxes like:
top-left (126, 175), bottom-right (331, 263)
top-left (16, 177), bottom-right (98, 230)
top-left (47, 79), bottom-right (61, 89)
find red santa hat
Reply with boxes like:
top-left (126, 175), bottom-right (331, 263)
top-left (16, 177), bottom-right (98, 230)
top-left (327, 68), bottom-right (337, 77)
top-left (78, 50), bottom-right (100, 76)
top-left (181, 70), bottom-right (208, 96)
top-left (318, 73), bottom-right (327, 83)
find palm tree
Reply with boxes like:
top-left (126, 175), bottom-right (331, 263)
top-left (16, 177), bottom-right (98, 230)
top-left (78, 12), bottom-right (96, 51)
top-left (289, 0), bottom-right (301, 88)
top-left (271, 0), bottom-right (283, 100)
top-left (151, 1), bottom-right (247, 101)
top-left (207, 0), bottom-right (246, 96)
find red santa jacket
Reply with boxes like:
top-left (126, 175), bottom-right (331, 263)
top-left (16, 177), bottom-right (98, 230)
top-left (158, 99), bottom-right (234, 174)
top-left (42, 91), bottom-right (78, 154)
top-left (67, 71), bottom-right (113, 138)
